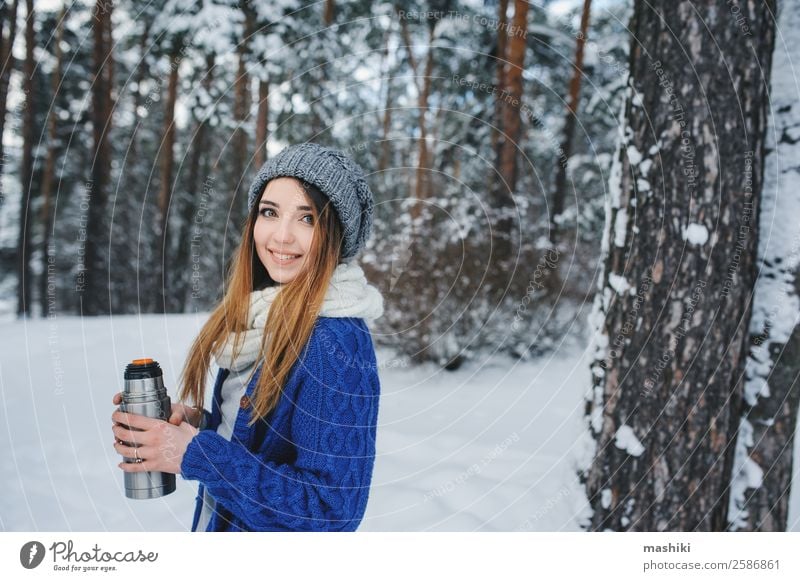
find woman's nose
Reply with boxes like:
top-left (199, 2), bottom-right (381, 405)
top-left (273, 218), bottom-right (296, 243)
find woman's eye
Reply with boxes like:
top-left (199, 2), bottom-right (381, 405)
top-left (302, 214), bottom-right (314, 224)
top-left (260, 208), bottom-right (276, 218)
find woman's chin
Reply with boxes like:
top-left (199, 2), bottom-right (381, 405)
top-left (265, 264), bottom-right (306, 284)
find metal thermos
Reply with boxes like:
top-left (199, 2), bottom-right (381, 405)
top-left (119, 358), bottom-right (176, 499)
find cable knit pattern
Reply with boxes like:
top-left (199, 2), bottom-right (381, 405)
top-left (180, 316), bottom-right (380, 532)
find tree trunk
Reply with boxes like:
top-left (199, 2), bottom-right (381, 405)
top-left (395, 6), bottom-right (432, 220)
top-left (582, 0), bottom-right (776, 531)
top-left (550, 0), bottom-right (592, 248)
top-left (127, 19), bottom-right (151, 160)
top-left (729, 0), bottom-right (800, 532)
top-left (16, 0), bottom-right (34, 317)
top-left (323, 0), bottom-right (335, 26)
top-left (378, 26), bottom-right (393, 173)
top-left (379, 81), bottom-right (392, 173)
top-left (0, 0), bottom-right (19, 211)
top-left (489, 0), bottom-right (508, 182)
top-left (156, 44), bottom-right (180, 313)
top-left (104, 0), bottom-right (115, 115)
top-left (494, 0), bottom-right (529, 272)
top-left (497, 0), bottom-right (529, 196)
top-left (231, 48), bottom-right (249, 226)
top-left (39, 3), bottom-right (65, 318)
top-left (83, 0), bottom-right (113, 315)
top-left (175, 54), bottom-right (215, 312)
top-left (254, 78), bottom-right (269, 168)
top-left (310, 0), bottom-right (335, 138)
top-left (110, 16), bottom-right (150, 314)
top-left (229, 3), bottom-right (253, 240)
top-left (394, 7), bottom-right (442, 363)
top-left (413, 23), bottom-right (435, 213)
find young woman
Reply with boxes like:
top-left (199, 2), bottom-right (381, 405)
top-left (111, 143), bottom-right (384, 531)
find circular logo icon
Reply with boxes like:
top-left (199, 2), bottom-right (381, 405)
top-left (20, 541), bottom-right (46, 569)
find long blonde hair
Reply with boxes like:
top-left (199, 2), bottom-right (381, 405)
top-left (178, 178), bottom-right (344, 426)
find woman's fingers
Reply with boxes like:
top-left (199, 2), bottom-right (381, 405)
top-left (113, 420), bottom-right (194, 475)
top-left (112, 423), bottom-right (150, 447)
top-left (169, 403), bottom-right (187, 425)
top-left (169, 404), bottom-right (198, 427)
top-left (111, 410), bottom-right (160, 431)
top-left (117, 458), bottom-right (155, 473)
top-left (112, 392), bottom-right (122, 405)
top-left (113, 442), bottom-right (156, 472)
top-left (113, 439), bottom-right (145, 461)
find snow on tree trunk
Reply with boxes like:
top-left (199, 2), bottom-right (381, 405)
top-left (580, 0), bottom-right (776, 531)
top-left (729, 0), bottom-right (800, 532)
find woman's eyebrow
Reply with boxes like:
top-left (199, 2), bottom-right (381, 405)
top-left (259, 200), bottom-right (313, 211)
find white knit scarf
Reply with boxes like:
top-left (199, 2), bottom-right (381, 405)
top-left (213, 262), bottom-right (384, 371)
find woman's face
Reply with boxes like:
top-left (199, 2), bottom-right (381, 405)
top-left (253, 177), bottom-right (316, 284)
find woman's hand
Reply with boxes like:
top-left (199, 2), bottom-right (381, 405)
top-left (168, 402), bottom-right (203, 428)
top-left (112, 392), bottom-right (203, 427)
top-left (111, 408), bottom-right (199, 475)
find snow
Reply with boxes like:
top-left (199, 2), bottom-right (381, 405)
top-left (730, 0), bottom-right (800, 531)
top-left (613, 208), bottom-right (627, 247)
top-left (608, 273), bottom-right (630, 295)
top-left (599, 84), bottom-right (629, 256)
top-left (682, 223), bottom-right (709, 246)
top-left (728, 417), bottom-right (766, 530)
top-left (0, 314), bottom-right (596, 532)
top-left (548, 0), bottom-right (621, 19)
top-left (626, 144), bottom-right (642, 166)
top-left (744, 343), bottom-right (772, 406)
top-left (614, 424), bottom-right (645, 457)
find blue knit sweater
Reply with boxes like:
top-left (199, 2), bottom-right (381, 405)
top-left (179, 317), bottom-right (380, 532)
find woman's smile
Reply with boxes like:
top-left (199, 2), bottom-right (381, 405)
top-left (268, 249), bottom-right (302, 264)
top-left (253, 177), bottom-right (316, 283)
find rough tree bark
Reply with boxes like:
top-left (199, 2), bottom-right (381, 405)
top-left (378, 24), bottom-right (393, 173)
top-left (550, 0), bottom-right (592, 248)
top-left (396, 5), bottom-right (438, 219)
top-left (83, 0), bottom-right (113, 315)
top-left (156, 43), bottom-right (181, 313)
top-left (489, 0), bottom-right (508, 172)
top-left (39, 3), bottom-right (66, 318)
top-left (176, 54), bottom-right (215, 312)
top-left (15, 0), bottom-right (33, 317)
top-left (310, 0), bottom-right (335, 138)
top-left (582, 0), bottom-right (776, 531)
top-left (254, 78), bottom-right (269, 169)
top-left (729, 0), bottom-right (800, 532)
top-left (0, 0), bottom-right (20, 213)
top-left (229, 1), bottom-right (253, 239)
top-left (494, 0), bottom-right (529, 272)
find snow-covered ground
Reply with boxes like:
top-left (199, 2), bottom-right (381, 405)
top-left (0, 314), bottom-right (797, 531)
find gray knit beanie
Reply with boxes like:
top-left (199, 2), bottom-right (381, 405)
top-left (247, 143), bottom-right (374, 261)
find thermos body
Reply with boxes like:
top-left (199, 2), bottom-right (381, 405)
top-left (119, 358), bottom-right (176, 499)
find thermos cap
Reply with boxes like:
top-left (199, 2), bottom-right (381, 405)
top-left (124, 358), bottom-right (163, 381)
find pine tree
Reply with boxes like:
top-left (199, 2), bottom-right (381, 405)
top-left (582, 0), bottom-right (777, 531)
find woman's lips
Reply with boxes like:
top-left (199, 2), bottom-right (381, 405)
top-left (269, 249), bottom-right (301, 264)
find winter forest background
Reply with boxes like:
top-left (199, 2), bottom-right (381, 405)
top-left (1, 0), bottom-right (799, 532)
